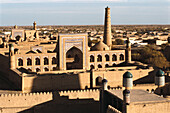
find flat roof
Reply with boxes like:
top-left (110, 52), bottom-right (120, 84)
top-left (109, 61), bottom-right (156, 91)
top-left (108, 89), bottom-right (169, 104)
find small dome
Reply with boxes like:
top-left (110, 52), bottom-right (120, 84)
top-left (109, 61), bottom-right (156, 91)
top-left (102, 79), bottom-right (108, 83)
top-left (90, 41), bottom-right (109, 51)
top-left (123, 89), bottom-right (130, 94)
top-left (156, 69), bottom-right (164, 77)
top-left (123, 71), bottom-right (133, 78)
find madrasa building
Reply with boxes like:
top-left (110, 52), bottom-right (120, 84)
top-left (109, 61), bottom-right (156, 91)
top-left (9, 7), bottom-right (128, 72)
top-left (0, 7), bottom-right (153, 93)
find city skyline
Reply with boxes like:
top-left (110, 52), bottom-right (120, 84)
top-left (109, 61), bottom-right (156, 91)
top-left (0, 0), bottom-right (170, 26)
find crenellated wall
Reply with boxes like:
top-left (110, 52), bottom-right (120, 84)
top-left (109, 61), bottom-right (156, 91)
top-left (59, 89), bottom-right (100, 101)
top-left (0, 92), bottom-right (53, 113)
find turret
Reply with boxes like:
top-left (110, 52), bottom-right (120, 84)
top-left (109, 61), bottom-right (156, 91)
top-left (100, 78), bottom-right (108, 113)
top-left (123, 71), bottom-right (133, 90)
top-left (122, 71), bottom-right (133, 113)
top-left (103, 6), bottom-right (112, 47)
top-left (9, 44), bottom-right (15, 69)
top-left (155, 69), bottom-right (165, 87)
top-left (33, 21), bottom-right (37, 30)
top-left (125, 37), bottom-right (131, 64)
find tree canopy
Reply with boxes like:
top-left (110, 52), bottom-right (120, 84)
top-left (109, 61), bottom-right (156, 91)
top-left (132, 45), bottom-right (169, 69)
top-left (112, 39), bottom-right (124, 45)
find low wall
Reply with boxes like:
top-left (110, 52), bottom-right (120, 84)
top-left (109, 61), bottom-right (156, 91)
top-left (92, 68), bottom-right (154, 88)
top-left (0, 92), bottom-right (53, 113)
top-left (22, 72), bottom-right (91, 92)
top-left (59, 89), bottom-right (100, 101)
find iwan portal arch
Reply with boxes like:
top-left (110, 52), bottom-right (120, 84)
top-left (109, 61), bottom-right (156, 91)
top-left (58, 34), bottom-right (88, 70)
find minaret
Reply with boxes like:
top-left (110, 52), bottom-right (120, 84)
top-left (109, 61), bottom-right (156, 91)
top-left (125, 37), bottom-right (131, 64)
top-left (9, 44), bottom-right (15, 69)
top-left (33, 21), bottom-right (37, 30)
top-left (103, 6), bottom-right (112, 47)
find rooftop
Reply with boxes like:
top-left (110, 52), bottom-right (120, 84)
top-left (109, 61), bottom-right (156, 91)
top-left (108, 89), bottom-right (169, 103)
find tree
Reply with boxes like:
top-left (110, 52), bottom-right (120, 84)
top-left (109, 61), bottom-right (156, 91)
top-left (134, 45), bottom-right (169, 68)
top-left (112, 39), bottom-right (124, 45)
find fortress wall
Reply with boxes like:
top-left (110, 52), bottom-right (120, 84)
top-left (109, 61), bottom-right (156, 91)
top-left (0, 92), bottom-right (52, 109)
top-left (59, 89), bottom-right (100, 101)
top-left (93, 68), bottom-right (154, 87)
top-left (22, 72), bottom-right (91, 92)
top-left (0, 89), bottom-right (99, 113)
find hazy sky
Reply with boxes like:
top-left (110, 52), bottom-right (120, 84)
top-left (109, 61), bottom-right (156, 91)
top-left (0, 0), bottom-right (170, 26)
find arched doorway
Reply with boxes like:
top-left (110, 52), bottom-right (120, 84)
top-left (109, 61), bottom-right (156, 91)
top-left (52, 57), bottom-right (57, 64)
top-left (96, 76), bottom-right (102, 86)
top-left (36, 68), bottom-right (40, 72)
top-left (35, 58), bottom-right (40, 65)
top-left (66, 46), bottom-right (83, 70)
top-left (90, 55), bottom-right (94, 62)
top-left (44, 57), bottom-right (49, 65)
top-left (18, 58), bottom-right (23, 66)
top-left (112, 54), bottom-right (117, 61)
top-left (90, 65), bottom-right (95, 70)
top-left (105, 54), bottom-right (109, 61)
top-left (120, 54), bottom-right (124, 61)
top-left (27, 58), bottom-right (32, 66)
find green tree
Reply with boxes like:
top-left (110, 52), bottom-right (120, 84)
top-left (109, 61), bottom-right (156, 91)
top-left (136, 45), bottom-right (169, 68)
top-left (112, 39), bottom-right (124, 45)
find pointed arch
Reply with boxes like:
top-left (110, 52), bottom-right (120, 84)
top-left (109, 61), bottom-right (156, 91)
top-left (27, 58), bottom-right (32, 66)
top-left (97, 55), bottom-right (102, 62)
top-left (35, 58), bottom-right (40, 65)
top-left (18, 58), bottom-right (23, 66)
top-left (112, 54), bottom-right (117, 61)
top-left (90, 55), bottom-right (94, 62)
top-left (105, 54), bottom-right (109, 61)
top-left (119, 54), bottom-right (124, 61)
top-left (44, 57), bottom-right (49, 65)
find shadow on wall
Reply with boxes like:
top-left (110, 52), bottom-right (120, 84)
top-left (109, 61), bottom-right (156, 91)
top-left (154, 76), bottom-right (170, 96)
top-left (18, 91), bottom-right (100, 113)
top-left (133, 68), bottom-right (170, 85)
top-left (133, 70), bottom-right (155, 84)
top-left (29, 73), bottom-right (82, 92)
top-left (0, 54), bottom-right (21, 90)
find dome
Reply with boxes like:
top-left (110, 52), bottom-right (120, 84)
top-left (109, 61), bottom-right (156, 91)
top-left (123, 89), bottom-right (130, 94)
top-left (102, 79), bottom-right (108, 83)
top-left (123, 71), bottom-right (133, 78)
top-left (90, 41), bottom-right (109, 51)
top-left (156, 69), bottom-right (164, 77)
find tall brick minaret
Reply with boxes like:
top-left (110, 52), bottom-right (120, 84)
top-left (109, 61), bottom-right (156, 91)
top-left (33, 21), bottom-right (37, 30)
top-left (103, 6), bottom-right (112, 47)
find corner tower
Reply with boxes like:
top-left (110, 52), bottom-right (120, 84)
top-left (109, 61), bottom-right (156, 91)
top-left (103, 6), bottom-right (112, 47)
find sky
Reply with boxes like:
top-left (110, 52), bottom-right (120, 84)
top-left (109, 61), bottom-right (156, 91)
top-left (0, 0), bottom-right (170, 26)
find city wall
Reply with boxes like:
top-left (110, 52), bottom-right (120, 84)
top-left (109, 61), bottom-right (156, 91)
top-left (0, 92), bottom-right (53, 113)
top-left (0, 89), bottom-right (100, 113)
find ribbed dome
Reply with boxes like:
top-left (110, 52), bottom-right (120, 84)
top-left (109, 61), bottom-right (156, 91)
top-left (123, 71), bottom-right (133, 78)
top-left (156, 69), bottom-right (164, 77)
top-left (90, 41), bottom-right (109, 51)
